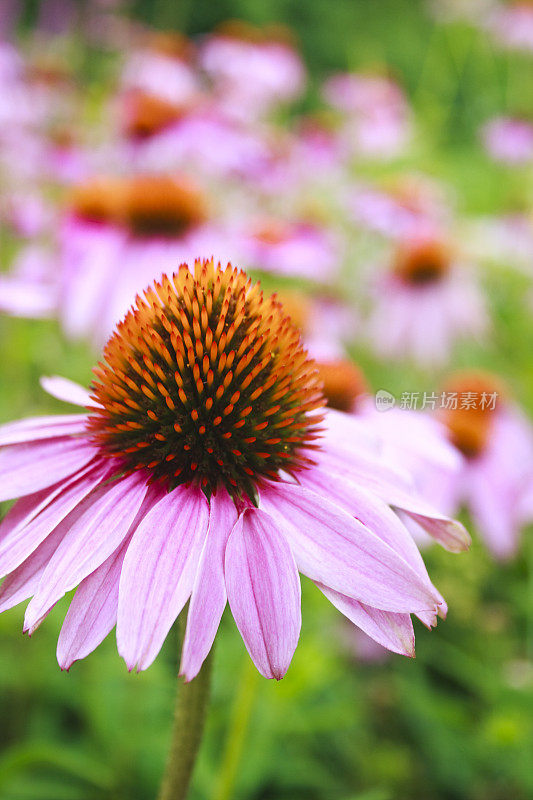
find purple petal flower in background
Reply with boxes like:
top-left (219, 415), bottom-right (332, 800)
top-left (486, 2), bottom-right (533, 52)
top-left (199, 21), bottom-right (305, 122)
top-left (365, 236), bottom-right (488, 367)
top-left (481, 116), bottom-right (533, 164)
top-left (323, 71), bottom-right (412, 160)
top-left (416, 372), bottom-right (533, 560)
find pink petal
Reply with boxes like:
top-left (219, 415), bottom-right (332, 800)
top-left (117, 485), bottom-right (209, 671)
top-left (259, 482), bottom-right (441, 613)
top-left (0, 479), bottom-right (78, 545)
top-left (0, 437), bottom-right (98, 502)
top-left (318, 583), bottom-right (415, 656)
top-left (180, 487), bottom-right (237, 682)
top-left (57, 486), bottom-right (163, 668)
top-left (40, 376), bottom-right (98, 408)
top-left (225, 508), bottom-right (301, 680)
top-left (57, 539), bottom-right (130, 669)
top-left (299, 467), bottom-right (441, 594)
top-left (0, 463), bottom-right (107, 577)
top-left (396, 498), bottom-right (471, 553)
top-left (314, 443), bottom-right (416, 500)
top-left (0, 278), bottom-right (56, 317)
top-left (316, 448), bottom-right (470, 553)
top-left (24, 473), bottom-right (148, 633)
top-left (0, 414), bottom-right (88, 446)
top-left (467, 467), bottom-right (519, 560)
top-left (0, 522), bottom-right (67, 613)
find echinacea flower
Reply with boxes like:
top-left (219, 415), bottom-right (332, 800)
top-left (486, 1), bottom-right (533, 52)
top-left (237, 217), bottom-right (341, 283)
top-left (481, 116), bottom-right (533, 164)
top-left (0, 260), bottom-right (468, 679)
top-left (366, 237), bottom-right (488, 366)
top-left (119, 107), bottom-right (272, 181)
top-left (199, 21), bottom-right (305, 122)
top-left (418, 372), bottom-right (533, 560)
top-left (323, 72), bottom-right (412, 160)
top-left (0, 175), bottom-right (231, 346)
top-left (120, 31), bottom-right (200, 107)
top-left (348, 174), bottom-right (452, 241)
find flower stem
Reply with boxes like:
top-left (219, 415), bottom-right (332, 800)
top-left (158, 645), bottom-right (214, 800)
top-left (213, 654), bottom-right (260, 800)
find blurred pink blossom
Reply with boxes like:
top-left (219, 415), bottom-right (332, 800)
top-left (482, 117), bottom-right (533, 164)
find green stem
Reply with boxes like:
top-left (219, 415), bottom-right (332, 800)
top-left (157, 648), bottom-right (214, 800)
top-left (213, 655), bottom-right (260, 800)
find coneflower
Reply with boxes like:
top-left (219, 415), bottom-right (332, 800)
top-left (0, 259), bottom-right (469, 799)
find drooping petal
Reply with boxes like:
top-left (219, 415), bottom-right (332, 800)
top-left (0, 437), bottom-right (98, 502)
top-left (0, 463), bottom-right (107, 577)
top-left (298, 467), bottom-right (441, 595)
top-left (394, 497), bottom-right (471, 553)
top-left (314, 449), bottom-right (470, 553)
top-left (318, 583), bottom-right (415, 656)
top-left (57, 539), bottom-right (130, 670)
top-left (259, 482), bottom-right (441, 613)
top-left (40, 375), bottom-right (99, 408)
top-left (0, 414), bottom-right (88, 446)
top-left (117, 485), bottom-right (209, 672)
top-left (225, 508), bottom-right (301, 680)
top-left (180, 488), bottom-right (237, 682)
top-left (24, 473), bottom-right (148, 633)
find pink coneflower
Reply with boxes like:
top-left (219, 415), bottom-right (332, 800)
top-left (481, 116), bottom-right (533, 164)
top-left (238, 217), bottom-right (341, 283)
top-left (348, 175), bottom-right (452, 241)
top-left (124, 107), bottom-right (272, 181)
top-left (0, 174), bottom-right (232, 346)
top-left (366, 237), bottom-right (488, 366)
top-left (323, 72), bottom-right (412, 160)
top-left (199, 21), bottom-right (305, 121)
top-left (0, 260), bottom-right (468, 678)
top-left (486, 1), bottom-right (533, 52)
top-left (120, 31), bottom-right (200, 107)
top-left (419, 372), bottom-right (533, 560)
top-left (463, 213), bottom-right (533, 273)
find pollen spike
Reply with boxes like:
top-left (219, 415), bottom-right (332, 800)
top-left (87, 261), bottom-right (325, 499)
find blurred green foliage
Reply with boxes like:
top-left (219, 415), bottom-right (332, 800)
top-left (2, 1), bottom-right (533, 799)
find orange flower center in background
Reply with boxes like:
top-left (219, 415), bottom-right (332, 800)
top-left (124, 91), bottom-right (186, 139)
top-left (70, 178), bottom-right (124, 225)
top-left (253, 219), bottom-right (292, 246)
top-left (440, 372), bottom-right (505, 458)
top-left (215, 19), bottom-right (296, 47)
top-left (271, 290), bottom-right (312, 333)
top-left (315, 360), bottom-right (369, 412)
top-left (123, 175), bottom-right (207, 237)
top-left (145, 31), bottom-right (195, 61)
top-left (393, 239), bottom-right (451, 286)
top-left (70, 175), bottom-right (207, 238)
top-left (88, 260), bottom-right (325, 501)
